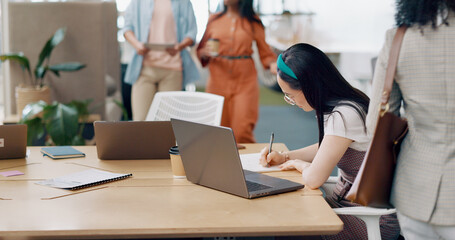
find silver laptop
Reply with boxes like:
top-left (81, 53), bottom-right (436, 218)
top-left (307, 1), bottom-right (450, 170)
top-left (171, 119), bottom-right (304, 199)
top-left (94, 121), bottom-right (175, 160)
top-left (0, 124), bottom-right (27, 159)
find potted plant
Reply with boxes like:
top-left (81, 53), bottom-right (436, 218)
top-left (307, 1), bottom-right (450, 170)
top-left (20, 99), bottom-right (93, 146)
top-left (0, 27), bottom-right (86, 117)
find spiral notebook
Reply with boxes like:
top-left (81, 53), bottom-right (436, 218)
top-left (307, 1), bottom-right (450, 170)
top-left (36, 169), bottom-right (132, 190)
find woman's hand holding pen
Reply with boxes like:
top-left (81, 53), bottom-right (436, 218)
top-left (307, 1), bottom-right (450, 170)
top-left (259, 147), bottom-right (287, 167)
top-left (259, 148), bottom-right (310, 173)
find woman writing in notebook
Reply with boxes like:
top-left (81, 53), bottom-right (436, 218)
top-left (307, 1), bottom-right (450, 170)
top-left (259, 44), bottom-right (400, 239)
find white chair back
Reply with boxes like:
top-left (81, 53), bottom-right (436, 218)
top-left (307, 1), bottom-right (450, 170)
top-left (145, 91), bottom-right (224, 126)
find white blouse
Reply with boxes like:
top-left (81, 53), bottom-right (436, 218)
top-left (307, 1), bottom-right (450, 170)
top-left (323, 103), bottom-right (370, 152)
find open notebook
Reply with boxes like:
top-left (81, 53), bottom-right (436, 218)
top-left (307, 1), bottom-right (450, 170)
top-left (240, 153), bottom-right (281, 172)
top-left (36, 169), bottom-right (132, 190)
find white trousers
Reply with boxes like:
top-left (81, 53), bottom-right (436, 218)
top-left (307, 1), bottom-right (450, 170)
top-left (397, 212), bottom-right (455, 240)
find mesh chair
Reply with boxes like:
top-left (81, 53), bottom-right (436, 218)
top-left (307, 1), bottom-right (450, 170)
top-left (145, 91), bottom-right (224, 126)
top-left (321, 177), bottom-right (397, 240)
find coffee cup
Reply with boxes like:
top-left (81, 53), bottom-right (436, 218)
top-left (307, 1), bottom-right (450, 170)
top-left (206, 38), bottom-right (220, 57)
top-left (169, 146), bottom-right (185, 178)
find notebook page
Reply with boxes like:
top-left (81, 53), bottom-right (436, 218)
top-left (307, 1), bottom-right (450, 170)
top-left (36, 169), bottom-right (130, 189)
top-left (240, 153), bottom-right (281, 172)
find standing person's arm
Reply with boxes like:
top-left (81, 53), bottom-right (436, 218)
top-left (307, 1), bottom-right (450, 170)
top-left (197, 14), bottom-right (218, 67)
top-left (166, 0), bottom-right (197, 56)
top-left (385, 30), bottom-right (404, 117)
top-left (366, 28), bottom-right (403, 136)
top-left (123, 2), bottom-right (147, 56)
top-left (167, 37), bottom-right (194, 56)
top-left (124, 31), bottom-right (148, 56)
top-left (252, 20), bottom-right (277, 74)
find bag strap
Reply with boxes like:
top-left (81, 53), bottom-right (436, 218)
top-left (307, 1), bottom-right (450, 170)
top-left (380, 26), bottom-right (408, 106)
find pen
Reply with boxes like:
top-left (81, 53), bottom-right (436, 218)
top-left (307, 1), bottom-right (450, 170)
top-left (267, 132), bottom-right (274, 167)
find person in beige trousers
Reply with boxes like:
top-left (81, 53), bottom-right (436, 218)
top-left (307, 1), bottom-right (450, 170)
top-left (123, 0), bottom-right (200, 121)
top-left (367, 0), bottom-right (455, 239)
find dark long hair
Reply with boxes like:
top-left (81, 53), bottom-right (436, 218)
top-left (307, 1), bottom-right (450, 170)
top-left (278, 43), bottom-right (370, 145)
top-left (395, 0), bottom-right (455, 29)
top-left (213, 0), bottom-right (263, 27)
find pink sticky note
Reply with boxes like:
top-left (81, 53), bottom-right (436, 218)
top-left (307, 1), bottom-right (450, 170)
top-left (0, 170), bottom-right (24, 177)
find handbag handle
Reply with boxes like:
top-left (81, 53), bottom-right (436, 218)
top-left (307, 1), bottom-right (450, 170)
top-left (380, 26), bottom-right (408, 111)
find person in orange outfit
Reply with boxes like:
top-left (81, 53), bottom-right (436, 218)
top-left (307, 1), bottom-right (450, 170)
top-left (197, 0), bottom-right (277, 143)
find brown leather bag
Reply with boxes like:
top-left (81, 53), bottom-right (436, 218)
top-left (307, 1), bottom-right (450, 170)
top-left (345, 27), bottom-right (409, 208)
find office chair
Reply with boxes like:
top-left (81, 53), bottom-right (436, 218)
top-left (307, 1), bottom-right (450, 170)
top-left (145, 91), bottom-right (224, 126)
top-left (321, 176), bottom-right (397, 240)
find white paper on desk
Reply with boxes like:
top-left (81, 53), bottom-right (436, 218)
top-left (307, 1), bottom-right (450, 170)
top-left (240, 153), bottom-right (281, 172)
top-left (36, 169), bottom-right (131, 189)
top-left (143, 43), bottom-right (175, 50)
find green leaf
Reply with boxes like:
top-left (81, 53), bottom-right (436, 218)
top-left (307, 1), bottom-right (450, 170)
top-left (68, 99), bottom-right (92, 119)
top-left (48, 62), bottom-right (86, 72)
top-left (21, 117), bottom-right (45, 146)
top-left (36, 28), bottom-right (66, 70)
top-left (0, 53), bottom-right (32, 76)
top-left (21, 100), bottom-right (47, 121)
top-left (71, 135), bottom-right (85, 146)
top-left (35, 66), bottom-right (47, 80)
top-left (42, 102), bottom-right (79, 146)
top-left (50, 69), bottom-right (60, 77)
top-left (113, 99), bottom-right (129, 120)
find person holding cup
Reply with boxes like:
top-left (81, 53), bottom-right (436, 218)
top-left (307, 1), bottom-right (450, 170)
top-left (205, 38), bottom-right (220, 57)
top-left (197, 0), bottom-right (277, 143)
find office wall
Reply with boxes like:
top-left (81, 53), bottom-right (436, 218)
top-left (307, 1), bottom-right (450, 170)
top-left (4, 1), bottom-right (120, 118)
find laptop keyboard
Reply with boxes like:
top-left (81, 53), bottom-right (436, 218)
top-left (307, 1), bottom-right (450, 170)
top-left (246, 181), bottom-right (272, 192)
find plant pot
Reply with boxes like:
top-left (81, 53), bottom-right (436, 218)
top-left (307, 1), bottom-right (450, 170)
top-left (15, 85), bottom-right (51, 117)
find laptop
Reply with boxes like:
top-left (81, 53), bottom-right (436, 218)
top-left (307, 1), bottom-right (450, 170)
top-left (171, 119), bottom-right (304, 199)
top-left (0, 124), bottom-right (27, 159)
top-left (94, 121), bottom-right (175, 160)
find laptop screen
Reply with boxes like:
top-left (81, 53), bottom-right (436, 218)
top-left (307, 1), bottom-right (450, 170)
top-left (171, 119), bottom-right (251, 197)
top-left (94, 121), bottom-right (175, 160)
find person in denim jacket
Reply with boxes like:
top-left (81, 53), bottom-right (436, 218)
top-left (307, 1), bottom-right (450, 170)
top-left (123, 0), bottom-right (199, 120)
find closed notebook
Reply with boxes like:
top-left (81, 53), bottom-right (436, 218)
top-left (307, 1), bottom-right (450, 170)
top-left (41, 146), bottom-right (85, 159)
top-left (36, 169), bottom-right (132, 190)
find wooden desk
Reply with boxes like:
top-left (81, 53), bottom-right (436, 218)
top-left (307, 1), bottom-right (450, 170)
top-left (0, 144), bottom-right (342, 239)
